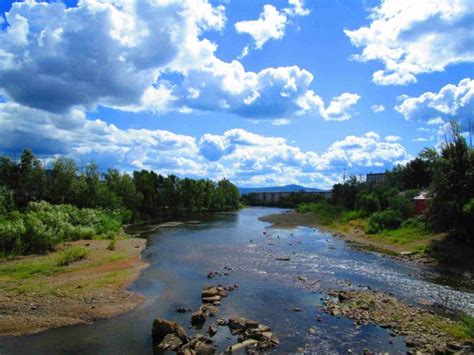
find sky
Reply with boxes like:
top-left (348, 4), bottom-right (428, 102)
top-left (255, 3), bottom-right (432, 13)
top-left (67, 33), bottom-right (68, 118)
top-left (0, 0), bottom-right (472, 189)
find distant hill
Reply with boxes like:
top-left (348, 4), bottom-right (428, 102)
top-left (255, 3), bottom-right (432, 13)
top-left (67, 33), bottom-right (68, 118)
top-left (238, 184), bottom-right (325, 195)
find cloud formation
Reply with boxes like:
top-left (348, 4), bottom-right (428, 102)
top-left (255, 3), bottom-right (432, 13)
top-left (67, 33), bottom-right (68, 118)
top-left (345, 0), bottom-right (474, 85)
top-left (0, 0), bottom-right (225, 113)
top-left (0, 103), bottom-right (408, 189)
top-left (235, 0), bottom-right (309, 57)
top-left (371, 104), bottom-right (385, 113)
top-left (395, 78), bottom-right (473, 130)
top-left (0, 0), bottom-right (357, 122)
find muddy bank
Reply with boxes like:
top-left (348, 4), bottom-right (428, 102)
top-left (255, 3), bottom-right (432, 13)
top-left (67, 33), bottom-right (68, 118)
top-left (0, 238), bottom-right (148, 336)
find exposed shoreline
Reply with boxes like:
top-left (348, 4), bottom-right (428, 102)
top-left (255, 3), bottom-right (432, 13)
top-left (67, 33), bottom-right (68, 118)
top-left (0, 238), bottom-right (149, 336)
top-left (259, 210), bottom-right (474, 277)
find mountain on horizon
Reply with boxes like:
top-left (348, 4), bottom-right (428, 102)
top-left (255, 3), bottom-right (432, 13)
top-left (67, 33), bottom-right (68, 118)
top-left (238, 184), bottom-right (325, 195)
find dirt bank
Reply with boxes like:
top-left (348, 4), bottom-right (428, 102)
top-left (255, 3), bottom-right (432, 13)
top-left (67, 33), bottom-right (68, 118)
top-left (0, 238), bottom-right (148, 336)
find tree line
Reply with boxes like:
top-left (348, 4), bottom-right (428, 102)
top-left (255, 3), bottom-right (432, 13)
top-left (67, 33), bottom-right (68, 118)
top-left (0, 150), bottom-right (240, 220)
top-left (0, 150), bottom-right (240, 254)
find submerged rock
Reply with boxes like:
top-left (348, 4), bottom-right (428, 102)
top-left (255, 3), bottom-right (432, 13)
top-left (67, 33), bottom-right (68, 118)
top-left (191, 310), bottom-right (206, 326)
top-left (208, 323), bottom-right (218, 337)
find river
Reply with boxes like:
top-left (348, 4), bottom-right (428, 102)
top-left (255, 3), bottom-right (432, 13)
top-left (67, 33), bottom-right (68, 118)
top-left (1, 207), bottom-right (472, 354)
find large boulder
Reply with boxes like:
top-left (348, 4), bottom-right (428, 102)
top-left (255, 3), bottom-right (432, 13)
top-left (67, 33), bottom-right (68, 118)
top-left (152, 318), bottom-right (188, 344)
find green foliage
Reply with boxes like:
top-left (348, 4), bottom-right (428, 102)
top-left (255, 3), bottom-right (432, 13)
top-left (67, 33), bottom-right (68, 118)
top-left (430, 122), bottom-right (474, 243)
top-left (460, 315), bottom-right (474, 339)
top-left (366, 210), bottom-right (403, 234)
top-left (56, 246), bottom-right (90, 266)
top-left (297, 201), bottom-right (340, 225)
top-left (107, 238), bottom-right (116, 251)
top-left (332, 176), bottom-right (359, 209)
top-left (355, 191), bottom-right (381, 216)
top-left (0, 185), bottom-right (14, 215)
top-left (0, 150), bottom-right (241, 255)
top-left (0, 201), bottom-right (122, 255)
top-left (462, 198), bottom-right (474, 218)
top-left (387, 194), bottom-right (412, 219)
top-left (340, 210), bottom-right (363, 223)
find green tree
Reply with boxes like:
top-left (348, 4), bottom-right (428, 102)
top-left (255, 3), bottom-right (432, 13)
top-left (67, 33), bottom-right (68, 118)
top-left (431, 122), bottom-right (474, 243)
top-left (49, 158), bottom-right (77, 204)
top-left (15, 149), bottom-right (47, 207)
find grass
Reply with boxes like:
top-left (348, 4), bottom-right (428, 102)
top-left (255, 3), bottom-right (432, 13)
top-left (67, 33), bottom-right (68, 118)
top-left (459, 315), bottom-right (474, 339)
top-left (56, 246), bottom-right (90, 266)
top-left (0, 256), bottom-right (60, 279)
top-left (0, 242), bottom-right (126, 281)
top-left (107, 238), bottom-right (116, 251)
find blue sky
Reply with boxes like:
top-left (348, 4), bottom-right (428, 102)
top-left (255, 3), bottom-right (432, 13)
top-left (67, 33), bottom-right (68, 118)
top-left (0, 0), bottom-right (472, 188)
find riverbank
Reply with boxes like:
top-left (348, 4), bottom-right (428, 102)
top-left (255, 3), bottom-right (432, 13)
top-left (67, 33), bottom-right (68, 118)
top-left (259, 211), bottom-right (474, 273)
top-left (322, 289), bottom-right (473, 353)
top-left (0, 238), bottom-right (148, 336)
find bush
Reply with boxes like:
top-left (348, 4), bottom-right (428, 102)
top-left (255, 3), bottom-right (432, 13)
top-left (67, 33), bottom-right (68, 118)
top-left (107, 238), bottom-right (116, 251)
top-left (388, 194), bottom-right (413, 219)
top-left (56, 246), bottom-right (90, 266)
top-left (366, 210), bottom-right (403, 234)
top-left (297, 201), bottom-right (339, 225)
top-left (463, 198), bottom-right (474, 218)
top-left (340, 210), bottom-right (363, 223)
top-left (355, 191), bottom-right (381, 216)
top-left (0, 201), bottom-right (122, 255)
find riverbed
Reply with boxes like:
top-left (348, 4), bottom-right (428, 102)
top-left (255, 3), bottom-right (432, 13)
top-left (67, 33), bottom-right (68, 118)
top-left (1, 207), bottom-right (472, 354)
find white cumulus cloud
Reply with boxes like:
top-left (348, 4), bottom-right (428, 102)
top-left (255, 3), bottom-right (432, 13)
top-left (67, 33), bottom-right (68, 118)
top-left (345, 0), bottom-right (474, 85)
top-left (395, 78), bottom-right (473, 130)
top-left (235, 0), bottom-right (309, 57)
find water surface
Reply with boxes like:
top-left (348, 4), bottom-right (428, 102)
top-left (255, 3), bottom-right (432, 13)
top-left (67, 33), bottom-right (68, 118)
top-left (1, 207), bottom-right (472, 354)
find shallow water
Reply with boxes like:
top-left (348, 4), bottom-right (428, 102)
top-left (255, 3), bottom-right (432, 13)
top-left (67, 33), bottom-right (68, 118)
top-left (1, 207), bottom-right (473, 354)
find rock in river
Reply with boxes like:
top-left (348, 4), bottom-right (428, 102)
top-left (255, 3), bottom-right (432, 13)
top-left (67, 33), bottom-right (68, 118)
top-left (152, 318), bottom-right (188, 350)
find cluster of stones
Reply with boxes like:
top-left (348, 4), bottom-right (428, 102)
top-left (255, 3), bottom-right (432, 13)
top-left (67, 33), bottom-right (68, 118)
top-left (152, 318), bottom-right (216, 354)
top-left (152, 316), bottom-right (279, 354)
top-left (322, 290), bottom-right (473, 354)
top-left (225, 317), bottom-right (279, 353)
top-left (207, 266), bottom-right (233, 279)
top-left (191, 284), bottom-right (238, 327)
top-left (152, 276), bottom-right (281, 354)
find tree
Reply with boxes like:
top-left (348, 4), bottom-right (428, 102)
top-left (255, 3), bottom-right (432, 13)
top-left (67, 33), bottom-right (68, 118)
top-left (15, 149), bottom-right (47, 207)
top-left (332, 176), bottom-right (359, 210)
top-left (431, 122), bottom-right (474, 243)
top-left (49, 158), bottom-right (77, 204)
top-left (0, 185), bottom-right (14, 215)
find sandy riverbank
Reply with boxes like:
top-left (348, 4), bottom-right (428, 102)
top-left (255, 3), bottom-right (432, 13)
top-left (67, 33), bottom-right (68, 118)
top-left (0, 238), bottom-right (148, 336)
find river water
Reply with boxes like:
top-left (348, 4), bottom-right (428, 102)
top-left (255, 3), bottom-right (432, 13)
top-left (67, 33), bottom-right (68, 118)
top-left (1, 207), bottom-right (473, 354)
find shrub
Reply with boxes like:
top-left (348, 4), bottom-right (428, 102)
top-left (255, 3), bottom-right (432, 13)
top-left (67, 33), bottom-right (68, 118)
top-left (107, 238), bottom-right (116, 251)
top-left (366, 210), bottom-right (403, 234)
top-left (56, 246), bottom-right (90, 266)
top-left (355, 191), bottom-right (381, 216)
top-left (0, 201), bottom-right (122, 255)
top-left (340, 210), bottom-right (363, 223)
top-left (388, 194), bottom-right (413, 219)
top-left (463, 198), bottom-right (474, 218)
top-left (297, 201), bottom-right (339, 225)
